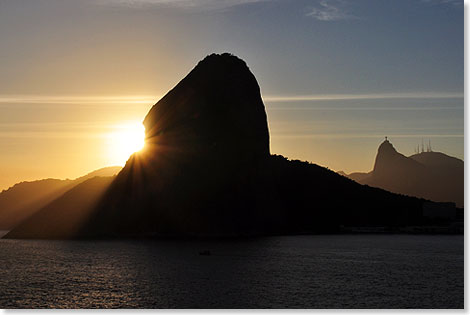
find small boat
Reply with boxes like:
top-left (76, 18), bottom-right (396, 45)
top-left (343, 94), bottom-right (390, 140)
top-left (199, 250), bottom-right (211, 256)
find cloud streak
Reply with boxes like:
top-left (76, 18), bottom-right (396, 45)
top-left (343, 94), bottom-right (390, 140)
top-left (267, 106), bottom-right (462, 111)
top-left (0, 92), bottom-right (462, 105)
top-left (0, 95), bottom-right (158, 105)
top-left (96, 0), bottom-right (268, 11)
top-left (306, 0), bottom-right (356, 21)
top-left (263, 92), bottom-right (463, 102)
top-left (420, 0), bottom-right (462, 7)
top-left (272, 133), bottom-right (464, 139)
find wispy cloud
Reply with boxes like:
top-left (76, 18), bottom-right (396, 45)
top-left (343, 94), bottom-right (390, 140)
top-left (0, 95), bottom-right (158, 105)
top-left (96, 0), bottom-right (268, 11)
top-left (306, 0), bottom-right (357, 21)
top-left (272, 133), bottom-right (464, 139)
top-left (267, 106), bottom-right (462, 111)
top-left (0, 92), bottom-right (462, 105)
top-left (0, 121), bottom-right (144, 139)
top-left (263, 92), bottom-right (463, 102)
top-left (420, 0), bottom-right (462, 7)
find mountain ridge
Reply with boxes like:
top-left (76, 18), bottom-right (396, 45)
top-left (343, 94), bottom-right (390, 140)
top-left (4, 53), bottom-right (456, 239)
top-left (341, 139), bottom-right (463, 207)
top-left (0, 166), bottom-right (121, 230)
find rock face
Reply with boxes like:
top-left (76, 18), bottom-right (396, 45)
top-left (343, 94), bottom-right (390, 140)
top-left (372, 139), bottom-right (424, 178)
top-left (143, 53), bottom-right (270, 166)
top-left (78, 53), bottom-right (274, 237)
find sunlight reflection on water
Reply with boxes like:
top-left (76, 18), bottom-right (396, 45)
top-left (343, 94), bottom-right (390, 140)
top-left (0, 235), bottom-right (463, 308)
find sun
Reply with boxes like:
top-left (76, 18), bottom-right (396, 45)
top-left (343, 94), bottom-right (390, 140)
top-left (107, 121), bottom-right (145, 166)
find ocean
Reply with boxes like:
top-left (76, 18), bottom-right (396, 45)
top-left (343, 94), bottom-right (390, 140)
top-left (0, 234), bottom-right (463, 308)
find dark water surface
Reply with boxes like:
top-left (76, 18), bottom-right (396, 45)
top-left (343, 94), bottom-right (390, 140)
top-left (0, 235), bottom-right (463, 308)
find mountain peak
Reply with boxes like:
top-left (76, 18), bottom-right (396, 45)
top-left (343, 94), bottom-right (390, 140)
top-left (142, 53), bottom-right (270, 165)
top-left (195, 53), bottom-right (248, 71)
top-left (361, 138), bottom-right (463, 207)
top-left (377, 138), bottom-right (397, 156)
top-left (373, 138), bottom-right (418, 176)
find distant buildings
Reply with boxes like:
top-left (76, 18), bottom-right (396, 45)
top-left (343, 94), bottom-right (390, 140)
top-left (422, 201), bottom-right (456, 220)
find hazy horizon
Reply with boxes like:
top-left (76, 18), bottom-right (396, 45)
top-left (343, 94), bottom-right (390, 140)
top-left (0, 0), bottom-right (463, 191)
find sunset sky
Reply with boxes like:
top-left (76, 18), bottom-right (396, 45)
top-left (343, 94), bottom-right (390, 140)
top-left (0, 0), bottom-right (463, 190)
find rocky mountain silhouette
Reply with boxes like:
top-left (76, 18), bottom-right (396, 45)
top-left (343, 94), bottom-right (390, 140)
top-left (4, 53), bottom-right (455, 239)
top-left (0, 166), bottom-right (121, 230)
top-left (143, 52), bottom-right (270, 164)
top-left (341, 139), bottom-right (463, 207)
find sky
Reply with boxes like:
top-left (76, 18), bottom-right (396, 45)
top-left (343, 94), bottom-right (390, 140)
top-left (0, 0), bottom-right (463, 190)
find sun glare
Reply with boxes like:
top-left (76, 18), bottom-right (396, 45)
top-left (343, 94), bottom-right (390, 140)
top-left (107, 121), bottom-right (145, 166)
